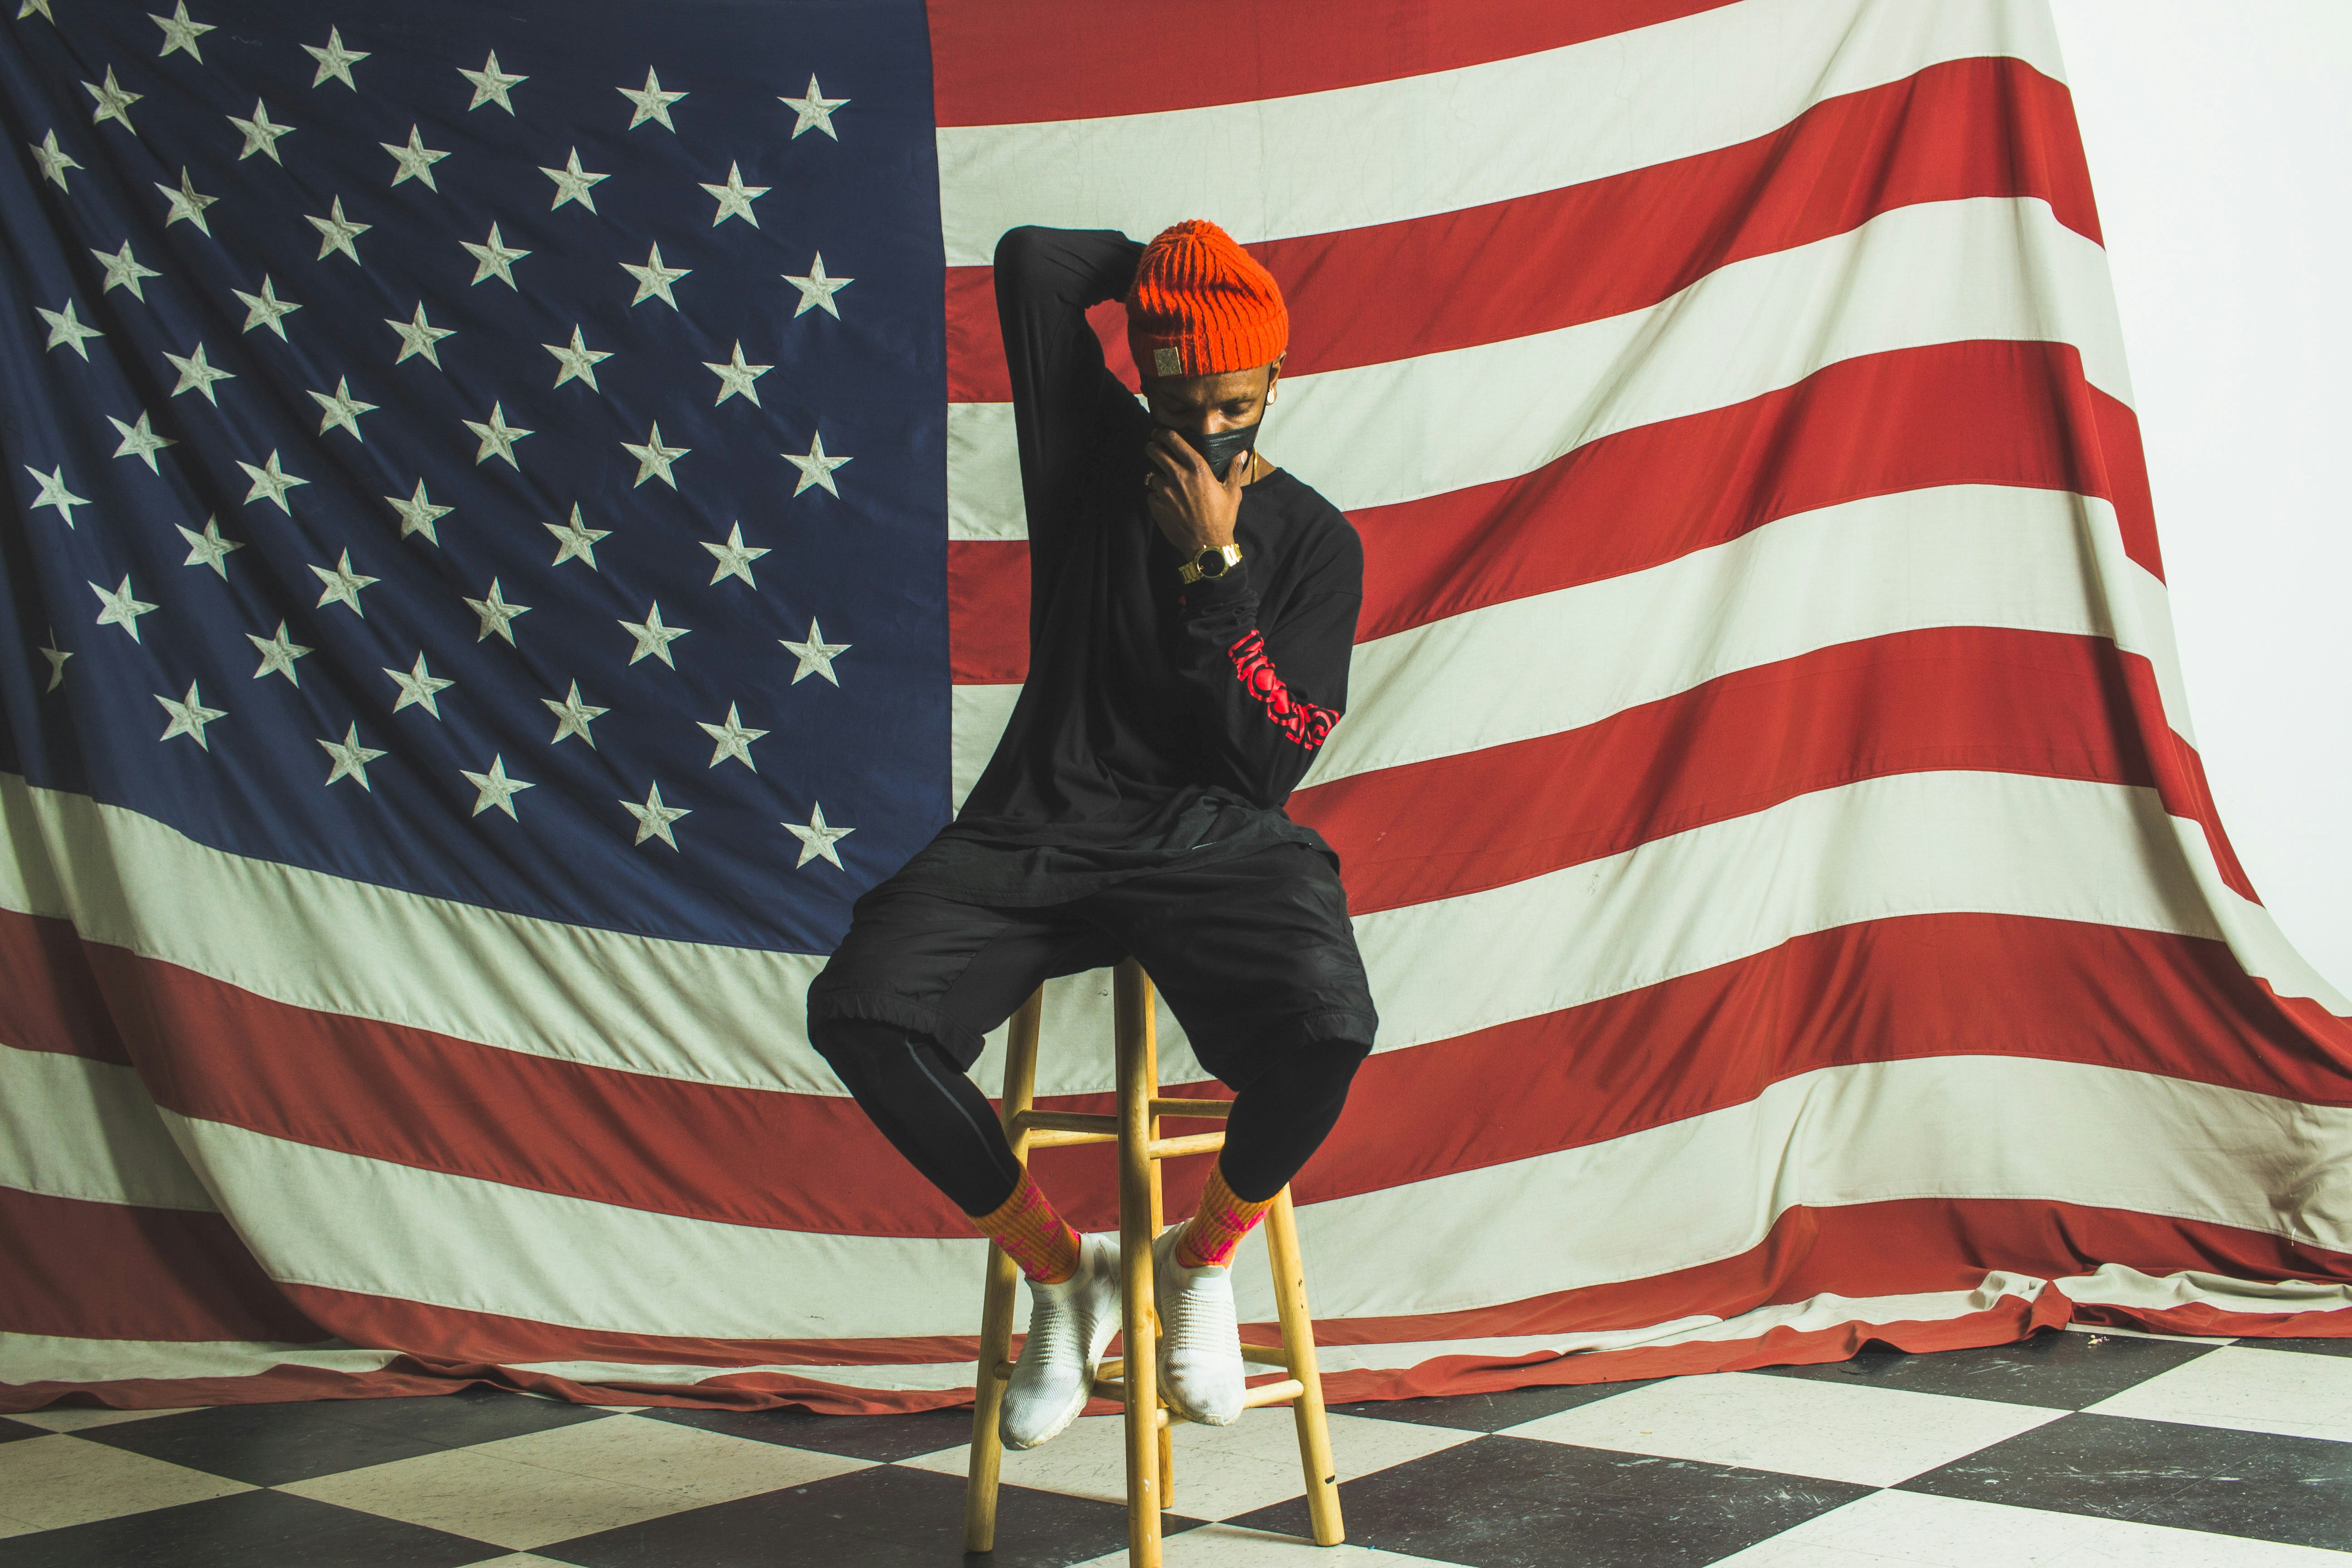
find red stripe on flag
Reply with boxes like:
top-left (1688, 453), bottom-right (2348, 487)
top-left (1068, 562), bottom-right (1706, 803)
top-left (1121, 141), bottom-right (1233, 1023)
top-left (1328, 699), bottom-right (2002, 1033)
top-left (944, 57), bottom-right (2096, 402)
top-left (12, 897), bottom-right (2342, 1249)
top-left (947, 539), bottom-right (1029, 686)
top-left (0, 1186), bottom-right (325, 1343)
top-left (926, 0), bottom-right (1736, 127)
top-left (1287, 628), bottom-right (2251, 911)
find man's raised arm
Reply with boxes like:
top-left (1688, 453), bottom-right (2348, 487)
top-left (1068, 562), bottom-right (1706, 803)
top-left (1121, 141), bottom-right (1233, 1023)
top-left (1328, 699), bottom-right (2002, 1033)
top-left (991, 225), bottom-right (1147, 563)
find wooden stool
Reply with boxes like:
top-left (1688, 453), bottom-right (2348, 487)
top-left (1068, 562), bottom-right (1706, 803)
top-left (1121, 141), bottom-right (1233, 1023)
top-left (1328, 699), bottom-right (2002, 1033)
top-left (963, 957), bottom-right (1345, 1564)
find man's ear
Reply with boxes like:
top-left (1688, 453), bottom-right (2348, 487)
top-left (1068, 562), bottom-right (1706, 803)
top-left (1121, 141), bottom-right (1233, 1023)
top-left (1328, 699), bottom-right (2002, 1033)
top-left (1267, 352), bottom-right (1285, 402)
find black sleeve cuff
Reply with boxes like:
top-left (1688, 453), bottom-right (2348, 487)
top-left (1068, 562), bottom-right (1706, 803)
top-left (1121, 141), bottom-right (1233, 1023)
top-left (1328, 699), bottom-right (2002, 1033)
top-left (1176, 557), bottom-right (1257, 617)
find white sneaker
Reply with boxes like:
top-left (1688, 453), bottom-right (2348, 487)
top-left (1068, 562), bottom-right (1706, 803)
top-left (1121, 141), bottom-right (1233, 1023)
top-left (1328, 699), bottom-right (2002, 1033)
top-left (1152, 1225), bottom-right (1245, 1426)
top-left (1000, 1233), bottom-right (1121, 1450)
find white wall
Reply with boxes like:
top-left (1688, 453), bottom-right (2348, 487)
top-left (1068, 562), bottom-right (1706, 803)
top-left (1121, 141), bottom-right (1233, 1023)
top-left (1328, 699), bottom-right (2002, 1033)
top-left (2050, 1), bottom-right (2352, 991)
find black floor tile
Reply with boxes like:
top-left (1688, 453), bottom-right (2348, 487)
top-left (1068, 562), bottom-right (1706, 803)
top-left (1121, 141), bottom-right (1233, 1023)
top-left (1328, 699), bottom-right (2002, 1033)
top-left (1900, 1411), bottom-right (2352, 1552)
top-left (637, 1403), bottom-right (976, 1462)
top-left (1228, 1433), bottom-right (1873, 1568)
top-left (1331, 1376), bottom-right (1660, 1433)
top-left (67, 1401), bottom-right (467, 1486)
top-left (0, 1417), bottom-right (48, 1444)
top-left (66, 1385), bottom-right (614, 1487)
top-left (0, 1488), bottom-right (503, 1568)
top-left (1746, 1328), bottom-right (2222, 1409)
top-left (542, 1462), bottom-right (1177, 1568)
top-left (2229, 1335), bottom-right (2352, 1358)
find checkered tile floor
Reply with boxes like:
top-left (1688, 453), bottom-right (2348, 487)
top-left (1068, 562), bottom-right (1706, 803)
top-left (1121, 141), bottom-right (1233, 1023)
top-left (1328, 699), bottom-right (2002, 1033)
top-left (3, 1326), bottom-right (2347, 1566)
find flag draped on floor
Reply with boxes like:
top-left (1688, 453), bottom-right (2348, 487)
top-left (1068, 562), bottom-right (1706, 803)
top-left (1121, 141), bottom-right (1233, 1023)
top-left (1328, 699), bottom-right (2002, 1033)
top-left (2, 0), bottom-right (2347, 1415)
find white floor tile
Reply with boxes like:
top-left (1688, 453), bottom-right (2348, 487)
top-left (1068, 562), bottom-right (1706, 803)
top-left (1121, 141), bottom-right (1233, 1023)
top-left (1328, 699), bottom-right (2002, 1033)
top-left (901, 1407), bottom-right (1473, 1520)
top-left (277, 1412), bottom-right (869, 1550)
top-left (1708, 1487), bottom-right (2352, 1565)
top-left (1501, 1371), bottom-right (2065, 1487)
top-left (1069, 1521), bottom-right (1469, 1566)
top-left (2082, 1345), bottom-right (2352, 1443)
top-left (0, 1433), bottom-right (253, 1534)
top-left (6, 1405), bottom-right (205, 1432)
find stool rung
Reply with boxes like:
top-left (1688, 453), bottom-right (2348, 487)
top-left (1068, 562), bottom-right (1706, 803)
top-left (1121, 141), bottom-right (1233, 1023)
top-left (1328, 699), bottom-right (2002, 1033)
top-left (1240, 1344), bottom-right (1292, 1366)
top-left (1148, 1131), bottom-right (1227, 1160)
top-left (1015, 1109), bottom-right (1117, 1137)
top-left (1090, 1375), bottom-right (1308, 1414)
top-left (1023, 1128), bottom-right (1116, 1149)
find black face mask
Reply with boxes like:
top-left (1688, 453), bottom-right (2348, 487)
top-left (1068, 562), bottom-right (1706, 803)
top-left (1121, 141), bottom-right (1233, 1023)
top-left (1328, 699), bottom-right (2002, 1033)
top-left (1157, 419), bottom-right (1262, 482)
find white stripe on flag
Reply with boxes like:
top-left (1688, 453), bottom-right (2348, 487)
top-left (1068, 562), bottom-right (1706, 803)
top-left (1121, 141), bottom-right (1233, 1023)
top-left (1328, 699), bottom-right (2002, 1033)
top-left (0, 1044), bottom-right (214, 1212)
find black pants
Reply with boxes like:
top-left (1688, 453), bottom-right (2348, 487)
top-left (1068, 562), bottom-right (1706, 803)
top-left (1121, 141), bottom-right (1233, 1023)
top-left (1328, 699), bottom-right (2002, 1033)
top-left (807, 841), bottom-right (1380, 1214)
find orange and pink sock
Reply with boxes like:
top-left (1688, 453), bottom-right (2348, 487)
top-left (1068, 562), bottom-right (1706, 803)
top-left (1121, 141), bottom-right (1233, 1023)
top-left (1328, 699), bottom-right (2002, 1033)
top-left (1176, 1161), bottom-right (1276, 1269)
top-left (972, 1169), bottom-right (1081, 1284)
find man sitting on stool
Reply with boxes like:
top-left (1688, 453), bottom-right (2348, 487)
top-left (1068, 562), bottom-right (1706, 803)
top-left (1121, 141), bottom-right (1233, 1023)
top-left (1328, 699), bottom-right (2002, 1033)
top-left (807, 219), bottom-right (1377, 1449)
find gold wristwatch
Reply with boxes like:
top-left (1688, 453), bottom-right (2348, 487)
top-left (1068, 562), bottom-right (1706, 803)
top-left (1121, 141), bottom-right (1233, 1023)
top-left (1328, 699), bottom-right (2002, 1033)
top-left (1179, 543), bottom-right (1243, 584)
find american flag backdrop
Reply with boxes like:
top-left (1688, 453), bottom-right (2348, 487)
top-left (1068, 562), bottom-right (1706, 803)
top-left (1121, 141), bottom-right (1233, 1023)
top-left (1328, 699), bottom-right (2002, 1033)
top-left (2, 0), bottom-right (2347, 1416)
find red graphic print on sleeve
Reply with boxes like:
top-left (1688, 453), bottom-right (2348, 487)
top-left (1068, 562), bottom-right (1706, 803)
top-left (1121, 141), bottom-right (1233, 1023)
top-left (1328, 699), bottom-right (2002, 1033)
top-left (1226, 629), bottom-right (1340, 751)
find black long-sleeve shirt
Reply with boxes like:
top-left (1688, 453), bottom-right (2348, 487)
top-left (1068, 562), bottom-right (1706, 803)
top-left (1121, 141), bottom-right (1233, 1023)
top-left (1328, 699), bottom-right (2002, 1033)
top-left (885, 226), bottom-right (1365, 906)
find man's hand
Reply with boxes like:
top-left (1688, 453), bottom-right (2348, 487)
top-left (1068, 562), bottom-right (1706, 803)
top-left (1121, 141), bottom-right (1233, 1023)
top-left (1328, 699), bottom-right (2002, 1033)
top-left (1143, 426), bottom-right (1248, 556)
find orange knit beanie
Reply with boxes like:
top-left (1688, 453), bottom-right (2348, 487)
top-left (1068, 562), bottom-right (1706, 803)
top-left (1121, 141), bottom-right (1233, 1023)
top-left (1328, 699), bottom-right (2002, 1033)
top-left (1126, 219), bottom-right (1288, 380)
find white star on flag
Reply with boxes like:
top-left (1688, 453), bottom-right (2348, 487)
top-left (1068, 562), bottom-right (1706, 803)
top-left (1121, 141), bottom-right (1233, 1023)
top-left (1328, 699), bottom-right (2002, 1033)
top-left (29, 130), bottom-right (81, 189)
top-left (247, 619), bottom-right (312, 683)
top-left (305, 196), bottom-right (370, 263)
top-left (784, 428), bottom-right (851, 497)
top-left (701, 161), bottom-right (769, 226)
top-left (704, 340), bottom-right (772, 406)
top-left (385, 651), bottom-right (454, 717)
top-left (621, 242), bottom-right (691, 309)
top-left (620, 782), bottom-right (690, 849)
top-left (229, 99), bottom-right (295, 162)
top-left (463, 578), bottom-right (533, 644)
top-left (702, 522), bottom-right (769, 587)
top-left (543, 681), bottom-right (609, 747)
top-left (85, 67), bottom-right (142, 133)
top-left (309, 376), bottom-right (379, 440)
top-left (154, 167), bottom-right (219, 235)
top-left (778, 74), bottom-right (848, 140)
top-left (176, 515), bottom-right (243, 577)
top-left (387, 301), bottom-right (456, 367)
top-left (461, 222), bottom-right (530, 288)
top-left (164, 341), bottom-right (235, 404)
top-left (463, 402), bottom-right (533, 468)
top-left (779, 617), bottom-right (851, 685)
top-left (26, 464), bottom-right (92, 526)
top-left (89, 575), bottom-right (158, 641)
top-left (540, 147), bottom-right (609, 212)
top-left (545, 503), bottom-right (610, 568)
top-left (233, 275), bottom-right (302, 337)
top-left (619, 603), bottom-right (690, 667)
top-left (38, 299), bottom-right (104, 359)
top-left (155, 681), bottom-right (226, 749)
top-left (619, 67), bottom-right (686, 131)
top-left (382, 125), bottom-right (451, 190)
top-left (309, 549), bottom-right (379, 616)
top-left (386, 479), bottom-right (452, 545)
top-left (110, 411), bottom-right (178, 471)
top-left (93, 240), bottom-right (160, 300)
top-left (783, 801), bottom-right (854, 869)
top-left (461, 755), bottom-right (534, 819)
top-left (302, 25), bottom-right (369, 90)
top-left (39, 633), bottom-right (72, 692)
top-left (150, 0), bottom-right (214, 59)
top-left (697, 702), bottom-right (769, 770)
top-left (621, 421), bottom-right (689, 487)
top-left (237, 449), bottom-right (309, 511)
top-left (544, 325), bottom-right (613, 391)
top-left (460, 50), bottom-right (528, 113)
top-left (318, 723), bottom-right (386, 789)
top-left (782, 252), bottom-right (853, 318)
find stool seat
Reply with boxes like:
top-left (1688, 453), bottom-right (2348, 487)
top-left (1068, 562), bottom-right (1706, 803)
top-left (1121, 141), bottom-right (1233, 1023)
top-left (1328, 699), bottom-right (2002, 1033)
top-left (962, 957), bottom-right (1344, 1564)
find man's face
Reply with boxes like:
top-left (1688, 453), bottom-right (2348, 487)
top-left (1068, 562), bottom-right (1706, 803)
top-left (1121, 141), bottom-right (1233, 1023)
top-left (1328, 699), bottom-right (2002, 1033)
top-left (1142, 355), bottom-right (1283, 435)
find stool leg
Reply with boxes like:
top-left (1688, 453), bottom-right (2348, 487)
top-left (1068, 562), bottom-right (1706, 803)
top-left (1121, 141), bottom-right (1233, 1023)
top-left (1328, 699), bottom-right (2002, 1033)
top-left (1267, 1186), bottom-right (1344, 1546)
top-left (1114, 960), bottom-right (1164, 1566)
top-left (964, 987), bottom-right (1044, 1554)
top-left (1139, 975), bottom-right (1175, 1516)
